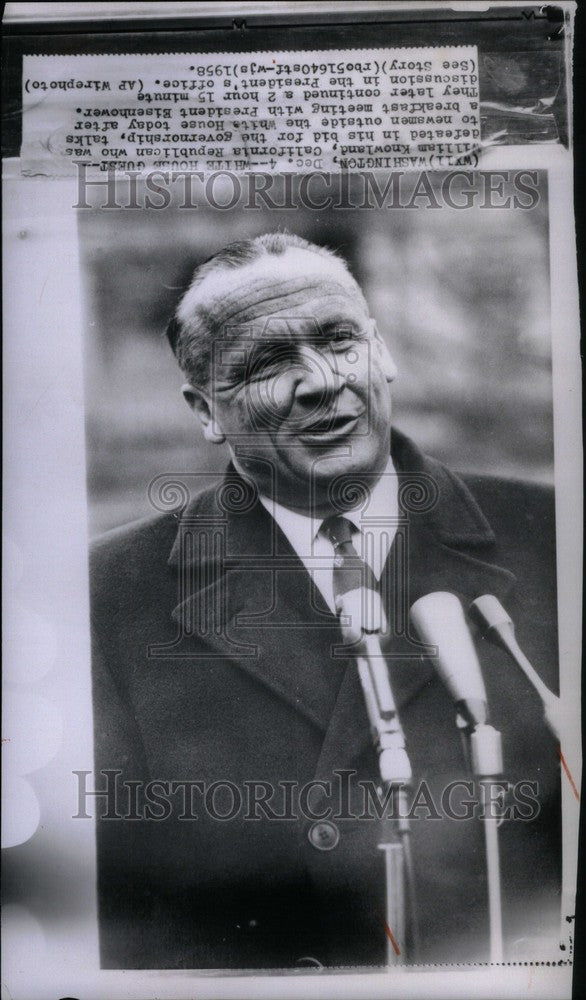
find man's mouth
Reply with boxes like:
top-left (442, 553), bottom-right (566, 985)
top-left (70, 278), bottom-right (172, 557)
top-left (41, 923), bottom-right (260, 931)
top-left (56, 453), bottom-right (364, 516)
top-left (295, 410), bottom-right (364, 441)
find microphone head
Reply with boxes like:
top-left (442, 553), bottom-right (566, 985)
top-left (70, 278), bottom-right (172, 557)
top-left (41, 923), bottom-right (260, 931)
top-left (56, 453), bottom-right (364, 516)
top-left (469, 594), bottom-right (513, 635)
top-left (409, 592), bottom-right (488, 726)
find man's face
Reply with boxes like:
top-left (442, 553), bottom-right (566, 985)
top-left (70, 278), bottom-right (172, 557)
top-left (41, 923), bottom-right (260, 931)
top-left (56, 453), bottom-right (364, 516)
top-left (185, 247), bottom-right (397, 511)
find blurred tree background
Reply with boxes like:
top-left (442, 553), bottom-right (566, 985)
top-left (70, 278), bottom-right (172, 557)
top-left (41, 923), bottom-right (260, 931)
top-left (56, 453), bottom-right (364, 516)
top-left (79, 172), bottom-right (552, 536)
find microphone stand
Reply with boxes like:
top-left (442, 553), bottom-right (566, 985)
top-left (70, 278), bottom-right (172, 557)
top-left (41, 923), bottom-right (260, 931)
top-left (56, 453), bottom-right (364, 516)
top-left (410, 592), bottom-right (505, 964)
top-left (466, 720), bottom-right (505, 964)
top-left (338, 592), bottom-right (417, 966)
top-left (452, 716), bottom-right (505, 965)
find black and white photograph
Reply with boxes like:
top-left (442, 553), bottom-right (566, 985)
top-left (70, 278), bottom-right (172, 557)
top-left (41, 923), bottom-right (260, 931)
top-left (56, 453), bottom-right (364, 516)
top-left (2, 3), bottom-right (581, 999)
top-left (82, 169), bottom-right (564, 971)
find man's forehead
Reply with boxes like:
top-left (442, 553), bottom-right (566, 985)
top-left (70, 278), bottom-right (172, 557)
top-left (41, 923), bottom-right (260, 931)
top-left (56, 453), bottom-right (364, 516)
top-left (178, 247), bottom-right (367, 330)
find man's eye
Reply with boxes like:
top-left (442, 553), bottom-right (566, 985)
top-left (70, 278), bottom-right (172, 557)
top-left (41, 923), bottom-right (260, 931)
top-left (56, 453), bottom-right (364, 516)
top-left (247, 343), bottom-right (301, 376)
top-left (246, 356), bottom-right (287, 381)
top-left (247, 364), bottom-right (282, 381)
top-left (329, 331), bottom-right (361, 350)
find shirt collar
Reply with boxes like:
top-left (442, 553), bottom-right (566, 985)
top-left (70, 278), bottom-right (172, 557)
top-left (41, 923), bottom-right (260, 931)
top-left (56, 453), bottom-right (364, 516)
top-left (258, 457), bottom-right (398, 555)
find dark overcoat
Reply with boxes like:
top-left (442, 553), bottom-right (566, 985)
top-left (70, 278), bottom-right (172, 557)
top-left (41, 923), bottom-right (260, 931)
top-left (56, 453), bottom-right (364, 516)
top-left (90, 430), bottom-right (561, 970)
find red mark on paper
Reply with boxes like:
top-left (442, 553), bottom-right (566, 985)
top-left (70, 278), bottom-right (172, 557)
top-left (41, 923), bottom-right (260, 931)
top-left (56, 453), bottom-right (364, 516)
top-left (558, 746), bottom-right (580, 801)
top-left (384, 922), bottom-right (401, 956)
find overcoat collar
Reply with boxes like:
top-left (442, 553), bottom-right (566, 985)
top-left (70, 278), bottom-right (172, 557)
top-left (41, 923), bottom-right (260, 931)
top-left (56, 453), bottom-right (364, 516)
top-left (168, 429), bottom-right (501, 562)
top-left (167, 430), bottom-right (515, 743)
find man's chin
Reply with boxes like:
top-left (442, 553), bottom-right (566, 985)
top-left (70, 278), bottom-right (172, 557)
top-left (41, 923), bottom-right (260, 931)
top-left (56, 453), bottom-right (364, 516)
top-left (310, 444), bottom-right (386, 479)
top-left (285, 450), bottom-right (386, 503)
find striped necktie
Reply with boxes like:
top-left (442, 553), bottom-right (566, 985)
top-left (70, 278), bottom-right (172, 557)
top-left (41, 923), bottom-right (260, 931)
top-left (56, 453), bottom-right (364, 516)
top-left (321, 515), bottom-right (386, 637)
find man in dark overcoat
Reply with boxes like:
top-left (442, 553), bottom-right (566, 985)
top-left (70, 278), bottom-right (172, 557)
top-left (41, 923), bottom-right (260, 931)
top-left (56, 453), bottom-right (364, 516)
top-left (90, 232), bottom-right (561, 970)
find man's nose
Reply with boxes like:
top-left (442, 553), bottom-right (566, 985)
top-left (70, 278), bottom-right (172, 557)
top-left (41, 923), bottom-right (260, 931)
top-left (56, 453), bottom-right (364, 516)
top-left (293, 344), bottom-right (345, 400)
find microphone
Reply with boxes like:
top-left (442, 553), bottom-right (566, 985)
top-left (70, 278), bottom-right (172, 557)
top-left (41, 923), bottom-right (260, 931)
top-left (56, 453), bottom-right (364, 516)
top-left (337, 588), bottom-right (412, 787)
top-left (409, 591), bottom-right (488, 729)
top-left (469, 595), bottom-right (561, 739)
top-left (337, 591), bottom-right (417, 960)
top-left (410, 595), bottom-right (505, 963)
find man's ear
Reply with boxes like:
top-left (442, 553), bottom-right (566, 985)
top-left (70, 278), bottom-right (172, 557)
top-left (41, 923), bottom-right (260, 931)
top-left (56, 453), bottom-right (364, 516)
top-left (182, 384), bottom-right (226, 444)
top-left (371, 323), bottom-right (398, 383)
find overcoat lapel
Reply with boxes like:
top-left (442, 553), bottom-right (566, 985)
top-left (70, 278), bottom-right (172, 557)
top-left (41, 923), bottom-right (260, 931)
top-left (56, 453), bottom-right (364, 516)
top-left (168, 479), bottom-right (349, 732)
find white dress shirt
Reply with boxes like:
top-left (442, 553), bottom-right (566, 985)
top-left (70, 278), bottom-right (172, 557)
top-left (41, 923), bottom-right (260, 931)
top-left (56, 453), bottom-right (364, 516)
top-left (259, 458), bottom-right (399, 613)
